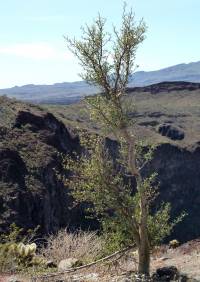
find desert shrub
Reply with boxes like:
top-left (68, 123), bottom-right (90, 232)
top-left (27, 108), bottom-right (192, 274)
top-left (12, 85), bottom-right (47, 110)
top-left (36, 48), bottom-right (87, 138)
top-left (40, 229), bottom-right (105, 264)
top-left (0, 223), bottom-right (40, 273)
top-left (0, 223), bottom-right (24, 272)
top-left (169, 239), bottom-right (180, 249)
top-left (0, 242), bottom-right (17, 273)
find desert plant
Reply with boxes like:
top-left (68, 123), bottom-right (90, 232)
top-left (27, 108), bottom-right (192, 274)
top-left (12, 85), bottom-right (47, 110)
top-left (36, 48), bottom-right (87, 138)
top-left (65, 3), bottom-right (184, 275)
top-left (169, 239), bottom-right (180, 249)
top-left (0, 224), bottom-right (41, 272)
top-left (40, 229), bottom-right (105, 264)
top-left (64, 135), bottom-right (184, 255)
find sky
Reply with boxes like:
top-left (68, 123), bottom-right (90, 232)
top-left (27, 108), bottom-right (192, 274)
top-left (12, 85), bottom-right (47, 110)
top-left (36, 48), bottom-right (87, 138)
top-left (0, 0), bottom-right (199, 88)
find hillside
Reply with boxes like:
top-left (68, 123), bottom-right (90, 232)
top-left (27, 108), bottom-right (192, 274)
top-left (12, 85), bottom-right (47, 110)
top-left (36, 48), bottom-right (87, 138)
top-left (0, 61), bottom-right (200, 104)
top-left (46, 81), bottom-right (200, 146)
top-left (0, 82), bottom-right (200, 244)
top-left (0, 96), bottom-right (86, 235)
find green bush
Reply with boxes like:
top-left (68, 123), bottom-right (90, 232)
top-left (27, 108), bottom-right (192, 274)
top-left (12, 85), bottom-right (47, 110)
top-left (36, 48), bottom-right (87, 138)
top-left (0, 223), bottom-right (45, 272)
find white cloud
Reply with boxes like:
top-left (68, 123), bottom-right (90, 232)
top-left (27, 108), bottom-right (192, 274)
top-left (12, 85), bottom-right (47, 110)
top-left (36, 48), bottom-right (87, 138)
top-left (0, 42), bottom-right (72, 60)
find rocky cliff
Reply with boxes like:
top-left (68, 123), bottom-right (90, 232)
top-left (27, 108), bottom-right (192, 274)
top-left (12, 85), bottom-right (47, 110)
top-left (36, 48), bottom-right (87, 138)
top-left (146, 142), bottom-right (200, 242)
top-left (0, 97), bottom-right (84, 235)
top-left (0, 93), bottom-right (200, 242)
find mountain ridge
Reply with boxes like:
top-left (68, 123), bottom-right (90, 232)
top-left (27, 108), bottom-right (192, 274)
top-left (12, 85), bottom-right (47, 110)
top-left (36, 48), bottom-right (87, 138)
top-left (0, 61), bottom-right (200, 104)
top-left (129, 61), bottom-right (200, 87)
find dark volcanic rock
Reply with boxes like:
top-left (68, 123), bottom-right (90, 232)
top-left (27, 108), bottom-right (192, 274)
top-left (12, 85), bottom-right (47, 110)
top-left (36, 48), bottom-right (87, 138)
top-left (152, 266), bottom-right (179, 281)
top-left (14, 110), bottom-right (79, 152)
top-left (0, 104), bottom-right (83, 235)
top-left (144, 142), bottom-right (200, 242)
top-left (105, 140), bottom-right (200, 242)
top-left (127, 81), bottom-right (200, 94)
top-left (0, 148), bottom-right (30, 230)
top-left (151, 266), bottom-right (197, 282)
top-left (151, 266), bottom-right (198, 281)
top-left (0, 148), bottom-right (27, 184)
top-left (0, 97), bottom-right (200, 243)
top-left (157, 123), bottom-right (185, 140)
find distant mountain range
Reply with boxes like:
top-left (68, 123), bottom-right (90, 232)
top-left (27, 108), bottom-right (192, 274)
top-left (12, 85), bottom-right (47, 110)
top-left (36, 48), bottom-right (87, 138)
top-left (0, 81), bottom-right (98, 104)
top-left (0, 61), bottom-right (200, 104)
top-left (129, 61), bottom-right (200, 87)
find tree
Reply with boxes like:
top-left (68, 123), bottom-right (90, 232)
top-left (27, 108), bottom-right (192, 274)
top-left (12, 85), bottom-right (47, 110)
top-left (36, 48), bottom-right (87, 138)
top-left (64, 4), bottom-right (183, 275)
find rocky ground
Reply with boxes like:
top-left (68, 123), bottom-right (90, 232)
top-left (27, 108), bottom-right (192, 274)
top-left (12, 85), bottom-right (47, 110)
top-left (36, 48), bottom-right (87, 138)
top-left (1, 239), bottom-right (200, 281)
top-left (150, 239), bottom-right (200, 281)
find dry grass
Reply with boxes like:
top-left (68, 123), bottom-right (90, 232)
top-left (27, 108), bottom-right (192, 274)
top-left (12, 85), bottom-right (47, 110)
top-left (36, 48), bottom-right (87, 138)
top-left (40, 230), bottom-right (105, 264)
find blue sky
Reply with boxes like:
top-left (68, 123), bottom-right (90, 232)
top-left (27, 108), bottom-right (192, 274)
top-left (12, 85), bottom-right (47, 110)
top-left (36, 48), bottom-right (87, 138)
top-left (0, 0), bottom-right (199, 88)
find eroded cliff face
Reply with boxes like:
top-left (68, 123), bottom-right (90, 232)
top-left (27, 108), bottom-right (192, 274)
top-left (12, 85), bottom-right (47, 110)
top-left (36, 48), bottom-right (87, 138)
top-left (145, 143), bottom-right (200, 242)
top-left (0, 104), bottom-right (82, 235)
top-left (105, 139), bottom-right (200, 242)
top-left (0, 97), bottom-right (200, 242)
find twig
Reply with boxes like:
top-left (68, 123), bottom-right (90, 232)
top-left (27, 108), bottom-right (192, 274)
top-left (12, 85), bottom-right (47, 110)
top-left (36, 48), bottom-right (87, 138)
top-left (31, 245), bottom-right (135, 281)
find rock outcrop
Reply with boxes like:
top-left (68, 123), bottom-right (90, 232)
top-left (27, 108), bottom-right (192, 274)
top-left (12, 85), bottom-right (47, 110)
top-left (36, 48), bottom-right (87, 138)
top-left (0, 99), bottom-right (83, 235)
top-left (157, 123), bottom-right (185, 140)
top-left (127, 81), bottom-right (200, 94)
top-left (0, 96), bottom-right (200, 243)
top-left (144, 142), bottom-right (200, 242)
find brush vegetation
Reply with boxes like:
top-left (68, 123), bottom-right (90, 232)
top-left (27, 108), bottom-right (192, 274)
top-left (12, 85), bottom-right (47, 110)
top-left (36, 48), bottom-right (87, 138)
top-left (64, 3), bottom-right (185, 275)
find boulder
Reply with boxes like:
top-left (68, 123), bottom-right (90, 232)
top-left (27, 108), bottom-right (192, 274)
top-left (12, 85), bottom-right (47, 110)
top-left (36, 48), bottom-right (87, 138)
top-left (58, 258), bottom-right (81, 271)
top-left (152, 266), bottom-right (198, 282)
top-left (157, 123), bottom-right (184, 140)
top-left (152, 266), bottom-right (179, 281)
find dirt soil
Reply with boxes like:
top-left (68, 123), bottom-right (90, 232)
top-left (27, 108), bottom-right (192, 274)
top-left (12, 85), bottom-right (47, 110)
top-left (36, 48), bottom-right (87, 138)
top-left (151, 239), bottom-right (200, 281)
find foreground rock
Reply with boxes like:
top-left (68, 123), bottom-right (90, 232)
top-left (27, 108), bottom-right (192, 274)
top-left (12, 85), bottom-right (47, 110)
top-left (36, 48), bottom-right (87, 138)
top-left (152, 266), bottom-right (185, 281)
top-left (58, 258), bottom-right (81, 271)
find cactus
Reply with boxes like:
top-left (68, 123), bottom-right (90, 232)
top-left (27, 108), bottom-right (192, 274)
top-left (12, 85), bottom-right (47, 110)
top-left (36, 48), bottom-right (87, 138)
top-left (28, 243), bottom-right (37, 255)
top-left (169, 239), bottom-right (180, 249)
top-left (0, 224), bottom-right (43, 272)
top-left (31, 256), bottom-right (46, 266)
top-left (1, 242), bottom-right (38, 267)
top-left (16, 243), bottom-right (36, 258)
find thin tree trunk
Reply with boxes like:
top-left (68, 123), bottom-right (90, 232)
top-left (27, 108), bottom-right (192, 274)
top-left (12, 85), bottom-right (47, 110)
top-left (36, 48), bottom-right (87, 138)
top-left (137, 174), bottom-right (150, 275)
top-left (138, 238), bottom-right (150, 274)
top-left (120, 128), bottom-right (150, 275)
